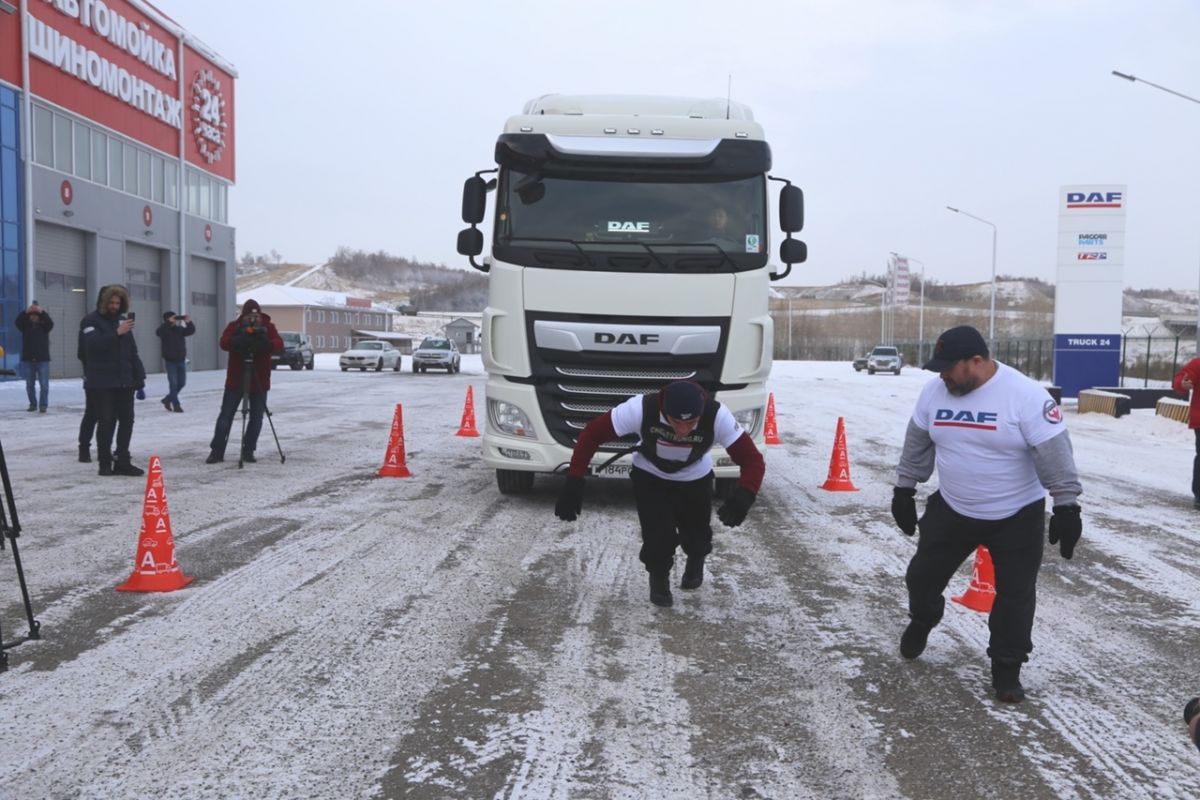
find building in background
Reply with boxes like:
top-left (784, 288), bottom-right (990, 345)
top-left (444, 316), bottom-right (480, 354)
top-left (0, 1), bottom-right (236, 377)
top-left (236, 284), bottom-right (401, 352)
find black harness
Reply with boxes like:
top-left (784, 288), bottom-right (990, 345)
top-left (635, 392), bottom-right (719, 474)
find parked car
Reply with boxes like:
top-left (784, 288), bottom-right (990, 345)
top-left (853, 354), bottom-right (869, 372)
top-left (867, 345), bottom-right (902, 375)
top-left (412, 337), bottom-right (461, 373)
top-left (272, 331), bottom-right (315, 370)
top-left (339, 340), bottom-right (402, 372)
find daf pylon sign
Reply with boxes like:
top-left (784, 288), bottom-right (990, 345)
top-left (1053, 184), bottom-right (1126, 397)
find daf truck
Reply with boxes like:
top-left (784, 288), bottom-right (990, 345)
top-left (457, 94), bottom-right (806, 495)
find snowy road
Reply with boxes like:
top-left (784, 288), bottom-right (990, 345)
top-left (0, 357), bottom-right (1196, 798)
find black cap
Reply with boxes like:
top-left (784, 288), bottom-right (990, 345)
top-left (662, 381), bottom-right (706, 421)
top-left (163, 310), bottom-right (177, 321)
top-left (923, 325), bottom-right (989, 372)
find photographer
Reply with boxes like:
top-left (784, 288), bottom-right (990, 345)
top-left (15, 301), bottom-right (54, 413)
top-left (206, 299), bottom-right (282, 464)
top-left (156, 311), bottom-right (195, 413)
top-left (80, 285), bottom-right (146, 477)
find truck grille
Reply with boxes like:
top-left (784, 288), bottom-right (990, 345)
top-left (525, 312), bottom-right (730, 452)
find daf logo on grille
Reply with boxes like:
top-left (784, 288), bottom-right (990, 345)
top-left (595, 332), bottom-right (659, 345)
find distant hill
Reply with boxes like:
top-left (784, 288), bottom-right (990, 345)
top-left (236, 248), bottom-right (486, 312)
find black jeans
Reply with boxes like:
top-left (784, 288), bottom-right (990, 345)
top-left (905, 491), bottom-right (1045, 665)
top-left (78, 387), bottom-right (98, 447)
top-left (630, 467), bottom-right (714, 575)
top-left (1192, 428), bottom-right (1200, 499)
top-left (93, 387), bottom-right (135, 465)
top-left (209, 388), bottom-right (267, 458)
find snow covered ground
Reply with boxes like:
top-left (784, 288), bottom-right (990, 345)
top-left (0, 356), bottom-right (1196, 798)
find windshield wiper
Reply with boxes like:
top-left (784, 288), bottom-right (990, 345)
top-left (507, 237), bottom-right (597, 268)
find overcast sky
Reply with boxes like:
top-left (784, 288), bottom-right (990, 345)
top-left (178, 0), bottom-right (1200, 290)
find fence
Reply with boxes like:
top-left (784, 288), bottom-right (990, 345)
top-left (770, 328), bottom-right (1197, 387)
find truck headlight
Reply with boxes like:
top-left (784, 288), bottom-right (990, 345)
top-left (734, 407), bottom-right (761, 437)
top-left (488, 398), bottom-right (536, 438)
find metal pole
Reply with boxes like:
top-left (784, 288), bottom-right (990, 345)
top-left (989, 225), bottom-right (997, 348)
top-left (787, 299), bottom-right (793, 361)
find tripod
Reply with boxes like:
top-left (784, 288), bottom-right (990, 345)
top-left (0, 437), bottom-right (42, 672)
top-left (236, 354), bottom-right (285, 469)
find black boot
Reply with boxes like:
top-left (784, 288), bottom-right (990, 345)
top-left (78, 444), bottom-right (91, 463)
top-left (900, 620), bottom-right (933, 659)
top-left (241, 451), bottom-right (257, 463)
top-left (205, 452), bottom-right (223, 464)
top-left (649, 573), bottom-right (673, 607)
top-left (681, 556), bottom-right (705, 590)
top-left (98, 460), bottom-right (113, 476)
top-left (112, 456), bottom-right (144, 477)
top-left (991, 661), bottom-right (1025, 703)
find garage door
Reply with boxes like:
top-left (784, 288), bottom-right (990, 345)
top-left (33, 222), bottom-right (88, 379)
top-left (187, 256), bottom-right (220, 371)
top-left (125, 242), bottom-right (163, 373)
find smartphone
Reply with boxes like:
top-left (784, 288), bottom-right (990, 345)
top-left (127, 311), bottom-right (136, 321)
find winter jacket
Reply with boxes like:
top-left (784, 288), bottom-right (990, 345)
top-left (15, 309), bottom-right (54, 362)
top-left (156, 318), bottom-right (196, 361)
top-left (1173, 357), bottom-right (1200, 429)
top-left (220, 299), bottom-right (283, 393)
top-left (80, 285), bottom-right (146, 390)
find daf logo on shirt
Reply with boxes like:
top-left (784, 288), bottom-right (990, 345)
top-left (933, 409), bottom-right (999, 430)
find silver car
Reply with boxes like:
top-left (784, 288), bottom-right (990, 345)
top-left (412, 337), bottom-right (461, 373)
top-left (867, 345), bottom-right (902, 375)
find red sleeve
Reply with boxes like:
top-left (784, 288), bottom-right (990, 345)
top-left (567, 412), bottom-right (618, 477)
top-left (726, 432), bottom-right (765, 494)
top-left (267, 322), bottom-right (284, 354)
top-left (1173, 358), bottom-right (1200, 395)
top-left (219, 321), bottom-right (236, 352)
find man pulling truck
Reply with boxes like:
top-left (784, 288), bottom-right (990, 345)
top-left (555, 381), bottom-right (765, 607)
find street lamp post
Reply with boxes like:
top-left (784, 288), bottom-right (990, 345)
top-left (1112, 70), bottom-right (1200, 354)
top-left (946, 206), bottom-right (998, 349)
top-left (896, 254), bottom-right (927, 364)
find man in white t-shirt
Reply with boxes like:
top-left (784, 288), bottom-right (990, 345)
top-left (891, 325), bottom-right (1082, 703)
top-left (554, 381), bottom-right (765, 607)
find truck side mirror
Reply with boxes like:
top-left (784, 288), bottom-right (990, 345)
top-left (780, 238), bottom-right (807, 265)
top-left (779, 185), bottom-right (804, 233)
top-left (457, 228), bottom-right (483, 257)
top-left (461, 176), bottom-right (487, 224)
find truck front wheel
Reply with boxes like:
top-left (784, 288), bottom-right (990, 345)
top-left (496, 469), bottom-right (535, 495)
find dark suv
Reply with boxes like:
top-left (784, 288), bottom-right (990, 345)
top-left (273, 331), bottom-right (315, 370)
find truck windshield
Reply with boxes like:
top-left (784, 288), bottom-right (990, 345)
top-left (494, 170), bottom-right (768, 274)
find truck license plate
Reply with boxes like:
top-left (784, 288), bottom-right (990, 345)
top-left (591, 464), bottom-right (631, 478)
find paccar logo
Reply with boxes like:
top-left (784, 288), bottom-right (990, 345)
top-left (1078, 233), bottom-right (1107, 245)
top-left (595, 332), bottom-right (660, 345)
top-left (932, 409), bottom-right (999, 430)
top-left (1077, 252), bottom-right (1108, 260)
top-left (1066, 191), bottom-right (1122, 209)
top-left (607, 221), bottom-right (651, 233)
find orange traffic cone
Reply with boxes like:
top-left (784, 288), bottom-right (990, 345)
top-left (952, 546), bottom-right (996, 612)
top-left (455, 386), bottom-right (480, 437)
top-left (379, 404), bottom-right (412, 477)
top-left (116, 456), bottom-right (194, 593)
top-left (764, 392), bottom-right (782, 445)
top-left (818, 416), bottom-right (859, 491)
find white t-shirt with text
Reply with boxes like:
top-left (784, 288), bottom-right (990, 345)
top-left (911, 361), bottom-right (1066, 519)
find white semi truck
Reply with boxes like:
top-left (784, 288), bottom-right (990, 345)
top-left (457, 94), bottom-right (806, 495)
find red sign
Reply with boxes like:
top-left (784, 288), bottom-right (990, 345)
top-left (60, 180), bottom-right (73, 205)
top-left (203, 224), bottom-right (213, 242)
top-left (143, 205), bottom-right (153, 227)
top-left (346, 297), bottom-right (373, 309)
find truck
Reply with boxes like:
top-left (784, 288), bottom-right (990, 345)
top-left (456, 94), bottom-right (806, 496)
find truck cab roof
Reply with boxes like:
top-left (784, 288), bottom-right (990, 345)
top-left (505, 94), bottom-right (766, 142)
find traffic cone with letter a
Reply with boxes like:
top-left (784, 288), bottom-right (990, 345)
top-left (379, 403), bottom-right (412, 477)
top-left (117, 456), bottom-right (194, 593)
top-left (456, 386), bottom-right (480, 437)
top-left (764, 392), bottom-right (782, 445)
top-left (952, 546), bottom-right (996, 612)
top-left (818, 416), bottom-right (859, 491)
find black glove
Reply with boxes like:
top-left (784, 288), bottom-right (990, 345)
top-left (555, 476), bottom-right (584, 522)
top-left (891, 487), bottom-right (918, 536)
top-left (717, 487), bottom-right (755, 528)
top-left (1048, 504), bottom-right (1082, 559)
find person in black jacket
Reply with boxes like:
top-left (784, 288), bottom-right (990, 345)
top-left (14, 301), bottom-right (54, 413)
top-left (156, 310), bottom-right (195, 413)
top-left (80, 285), bottom-right (146, 477)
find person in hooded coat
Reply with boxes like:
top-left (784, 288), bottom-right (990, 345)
top-left (80, 285), bottom-right (146, 476)
top-left (206, 299), bottom-right (283, 464)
